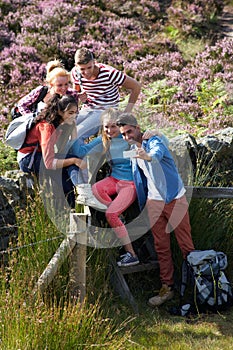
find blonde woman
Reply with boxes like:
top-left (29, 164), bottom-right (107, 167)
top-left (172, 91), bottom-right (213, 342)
top-left (72, 108), bottom-right (140, 266)
top-left (17, 59), bottom-right (78, 116)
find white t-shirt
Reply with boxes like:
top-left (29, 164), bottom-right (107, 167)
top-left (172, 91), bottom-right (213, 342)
top-left (136, 157), bottom-right (185, 201)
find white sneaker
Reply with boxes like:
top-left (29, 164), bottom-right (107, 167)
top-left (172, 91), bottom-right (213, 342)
top-left (76, 184), bottom-right (107, 210)
top-left (77, 194), bottom-right (107, 211)
top-left (76, 184), bottom-right (92, 196)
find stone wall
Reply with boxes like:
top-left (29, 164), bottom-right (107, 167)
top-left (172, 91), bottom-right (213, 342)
top-left (0, 171), bottom-right (34, 263)
top-left (169, 127), bottom-right (233, 187)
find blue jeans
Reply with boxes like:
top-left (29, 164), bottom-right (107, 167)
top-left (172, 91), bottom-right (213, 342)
top-left (19, 152), bottom-right (80, 208)
top-left (76, 109), bottom-right (103, 141)
top-left (74, 109), bottom-right (103, 183)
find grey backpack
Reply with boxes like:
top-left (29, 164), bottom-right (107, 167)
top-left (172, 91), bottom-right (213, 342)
top-left (5, 113), bottom-right (37, 150)
top-left (179, 250), bottom-right (233, 315)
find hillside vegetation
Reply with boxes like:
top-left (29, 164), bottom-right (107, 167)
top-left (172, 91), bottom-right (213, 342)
top-left (0, 0), bottom-right (232, 140)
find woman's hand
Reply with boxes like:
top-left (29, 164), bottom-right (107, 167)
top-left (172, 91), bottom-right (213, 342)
top-left (73, 157), bottom-right (87, 170)
top-left (55, 157), bottom-right (87, 169)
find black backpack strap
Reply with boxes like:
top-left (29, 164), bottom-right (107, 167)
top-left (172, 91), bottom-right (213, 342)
top-left (30, 86), bottom-right (48, 113)
top-left (180, 259), bottom-right (189, 298)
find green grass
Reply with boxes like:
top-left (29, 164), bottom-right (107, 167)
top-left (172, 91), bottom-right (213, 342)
top-left (0, 187), bottom-right (232, 349)
top-left (0, 134), bottom-right (232, 349)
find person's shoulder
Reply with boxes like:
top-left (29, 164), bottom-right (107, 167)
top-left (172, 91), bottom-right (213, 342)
top-left (70, 66), bottom-right (77, 76)
top-left (70, 67), bottom-right (79, 80)
top-left (36, 120), bottom-right (54, 130)
top-left (32, 85), bottom-right (45, 93)
top-left (147, 135), bottom-right (167, 148)
top-left (18, 85), bottom-right (43, 103)
top-left (148, 135), bottom-right (161, 142)
top-left (98, 62), bottom-right (118, 72)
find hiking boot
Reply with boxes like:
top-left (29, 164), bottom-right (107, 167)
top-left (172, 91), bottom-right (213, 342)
top-left (148, 284), bottom-right (174, 307)
top-left (117, 252), bottom-right (139, 267)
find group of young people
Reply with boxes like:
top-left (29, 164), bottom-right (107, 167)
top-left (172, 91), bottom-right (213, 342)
top-left (15, 47), bottom-right (195, 307)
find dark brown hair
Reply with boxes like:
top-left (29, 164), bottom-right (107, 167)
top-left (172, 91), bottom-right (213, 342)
top-left (74, 48), bottom-right (94, 65)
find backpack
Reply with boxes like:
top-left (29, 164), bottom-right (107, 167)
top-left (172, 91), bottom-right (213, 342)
top-left (5, 86), bottom-right (48, 150)
top-left (10, 86), bottom-right (48, 120)
top-left (171, 250), bottom-right (233, 316)
top-left (5, 113), bottom-right (38, 150)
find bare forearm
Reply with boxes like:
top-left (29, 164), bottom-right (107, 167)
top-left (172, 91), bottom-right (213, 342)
top-left (124, 88), bottom-right (141, 112)
top-left (55, 157), bottom-right (86, 169)
top-left (122, 76), bottom-right (141, 112)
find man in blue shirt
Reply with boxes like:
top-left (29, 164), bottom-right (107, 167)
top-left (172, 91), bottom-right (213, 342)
top-left (116, 113), bottom-right (195, 307)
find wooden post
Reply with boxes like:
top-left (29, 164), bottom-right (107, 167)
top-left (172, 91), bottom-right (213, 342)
top-left (68, 212), bottom-right (88, 303)
top-left (34, 233), bottom-right (77, 295)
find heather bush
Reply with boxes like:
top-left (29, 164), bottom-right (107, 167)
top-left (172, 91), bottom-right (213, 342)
top-left (166, 0), bottom-right (224, 38)
top-left (133, 38), bottom-right (233, 136)
top-left (0, 0), bottom-right (232, 140)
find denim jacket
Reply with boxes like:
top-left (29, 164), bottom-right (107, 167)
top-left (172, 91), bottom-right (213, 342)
top-left (132, 136), bottom-right (184, 209)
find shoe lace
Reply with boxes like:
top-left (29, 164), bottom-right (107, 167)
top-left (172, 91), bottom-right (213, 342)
top-left (121, 252), bottom-right (132, 262)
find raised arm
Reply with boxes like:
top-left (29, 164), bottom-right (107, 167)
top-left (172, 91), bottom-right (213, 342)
top-left (71, 135), bottom-right (103, 158)
top-left (121, 75), bottom-right (141, 113)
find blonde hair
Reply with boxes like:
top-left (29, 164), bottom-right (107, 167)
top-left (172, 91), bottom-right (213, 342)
top-left (101, 108), bottom-right (121, 152)
top-left (46, 59), bottom-right (70, 85)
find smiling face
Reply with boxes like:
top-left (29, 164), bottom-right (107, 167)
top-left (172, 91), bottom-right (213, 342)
top-left (51, 76), bottom-right (70, 95)
top-left (103, 120), bottom-right (120, 138)
top-left (59, 104), bottom-right (78, 124)
top-left (119, 124), bottom-right (142, 144)
top-left (76, 60), bottom-right (98, 80)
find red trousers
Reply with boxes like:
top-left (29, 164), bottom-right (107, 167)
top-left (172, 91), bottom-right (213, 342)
top-left (146, 195), bottom-right (194, 286)
top-left (92, 176), bottom-right (137, 238)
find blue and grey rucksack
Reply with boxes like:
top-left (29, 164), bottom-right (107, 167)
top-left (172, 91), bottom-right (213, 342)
top-left (178, 250), bottom-right (233, 315)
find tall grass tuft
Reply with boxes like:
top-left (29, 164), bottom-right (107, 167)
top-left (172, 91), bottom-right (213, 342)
top-left (0, 191), bottom-right (135, 349)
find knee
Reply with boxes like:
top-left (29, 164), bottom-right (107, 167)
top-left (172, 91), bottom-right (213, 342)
top-left (105, 210), bottom-right (118, 225)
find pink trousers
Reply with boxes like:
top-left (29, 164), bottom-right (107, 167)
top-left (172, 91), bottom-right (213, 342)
top-left (146, 195), bottom-right (195, 286)
top-left (92, 176), bottom-right (137, 238)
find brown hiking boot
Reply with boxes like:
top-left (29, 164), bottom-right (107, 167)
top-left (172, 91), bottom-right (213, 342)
top-left (148, 284), bottom-right (174, 307)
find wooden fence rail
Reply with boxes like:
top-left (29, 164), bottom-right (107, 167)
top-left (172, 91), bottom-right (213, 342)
top-left (34, 187), bottom-right (233, 312)
top-left (185, 186), bottom-right (233, 199)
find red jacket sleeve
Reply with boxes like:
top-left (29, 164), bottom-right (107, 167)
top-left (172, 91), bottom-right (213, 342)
top-left (37, 122), bottom-right (59, 169)
top-left (19, 121), bottom-right (59, 169)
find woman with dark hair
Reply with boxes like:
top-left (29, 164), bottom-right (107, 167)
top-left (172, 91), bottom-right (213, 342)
top-left (17, 94), bottom-right (86, 208)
